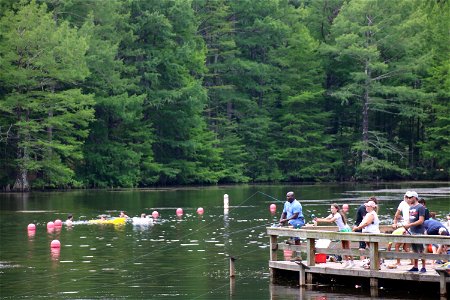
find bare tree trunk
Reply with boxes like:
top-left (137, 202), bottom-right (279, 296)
top-left (362, 59), bottom-right (370, 162)
top-left (13, 109), bottom-right (30, 192)
top-left (13, 147), bottom-right (30, 192)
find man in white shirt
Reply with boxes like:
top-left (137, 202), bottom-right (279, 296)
top-left (392, 191), bottom-right (413, 265)
top-left (393, 192), bottom-right (411, 228)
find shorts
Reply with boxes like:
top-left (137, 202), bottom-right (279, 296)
top-left (412, 243), bottom-right (424, 253)
top-left (410, 232), bottom-right (424, 253)
top-left (339, 226), bottom-right (351, 233)
top-left (354, 228), bottom-right (366, 249)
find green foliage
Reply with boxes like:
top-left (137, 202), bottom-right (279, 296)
top-left (0, 1), bottom-right (94, 189)
top-left (0, 0), bottom-right (448, 188)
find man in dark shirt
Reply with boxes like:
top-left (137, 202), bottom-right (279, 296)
top-left (403, 191), bottom-right (426, 272)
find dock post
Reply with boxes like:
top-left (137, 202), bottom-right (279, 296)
top-left (229, 256), bottom-right (236, 278)
top-left (439, 272), bottom-right (447, 299)
top-left (296, 261), bottom-right (309, 287)
top-left (369, 242), bottom-right (379, 271)
top-left (306, 238), bottom-right (315, 266)
top-left (270, 234), bottom-right (278, 280)
top-left (370, 278), bottom-right (379, 297)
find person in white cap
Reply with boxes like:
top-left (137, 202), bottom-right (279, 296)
top-left (403, 190), bottom-right (427, 273)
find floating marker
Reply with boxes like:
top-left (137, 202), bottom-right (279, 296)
top-left (51, 240), bottom-right (61, 248)
top-left (47, 221), bottom-right (54, 229)
top-left (54, 219), bottom-right (63, 227)
top-left (176, 208), bottom-right (183, 216)
top-left (269, 204), bottom-right (276, 211)
top-left (27, 223), bottom-right (36, 231)
top-left (197, 207), bottom-right (204, 215)
top-left (151, 211), bottom-right (159, 218)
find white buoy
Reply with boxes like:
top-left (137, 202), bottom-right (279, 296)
top-left (224, 194), bottom-right (229, 209)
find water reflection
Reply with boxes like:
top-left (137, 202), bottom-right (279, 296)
top-left (50, 247), bottom-right (60, 261)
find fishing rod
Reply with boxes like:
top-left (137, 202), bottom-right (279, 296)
top-left (256, 191), bottom-right (284, 203)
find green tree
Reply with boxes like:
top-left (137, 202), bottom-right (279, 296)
top-left (0, 1), bottom-right (94, 190)
top-left (194, 0), bottom-right (250, 183)
top-left (126, 0), bottom-right (222, 184)
top-left (324, 0), bottom-right (429, 180)
top-left (419, 0), bottom-right (450, 179)
top-left (48, 0), bottom-right (159, 187)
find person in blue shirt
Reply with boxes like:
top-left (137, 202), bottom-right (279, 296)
top-left (424, 219), bottom-right (449, 264)
top-left (279, 191), bottom-right (305, 245)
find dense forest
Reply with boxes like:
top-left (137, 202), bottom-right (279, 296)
top-left (0, 0), bottom-right (448, 190)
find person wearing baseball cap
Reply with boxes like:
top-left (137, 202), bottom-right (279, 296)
top-left (403, 191), bottom-right (427, 273)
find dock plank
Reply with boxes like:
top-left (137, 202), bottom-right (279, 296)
top-left (269, 260), bottom-right (450, 283)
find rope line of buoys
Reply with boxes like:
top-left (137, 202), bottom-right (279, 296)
top-left (15, 191), bottom-right (269, 298)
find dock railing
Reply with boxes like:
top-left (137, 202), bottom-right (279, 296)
top-left (267, 225), bottom-right (450, 297)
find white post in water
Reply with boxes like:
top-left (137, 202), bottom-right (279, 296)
top-left (224, 194), bottom-right (229, 209)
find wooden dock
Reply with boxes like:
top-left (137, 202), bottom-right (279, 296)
top-left (267, 225), bottom-right (450, 299)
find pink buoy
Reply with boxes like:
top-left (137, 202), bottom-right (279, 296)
top-left (47, 221), bottom-right (55, 229)
top-left (151, 211), bottom-right (159, 218)
top-left (27, 223), bottom-right (36, 231)
top-left (54, 219), bottom-right (63, 227)
top-left (269, 204), bottom-right (276, 211)
top-left (50, 240), bottom-right (61, 248)
top-left (176, 208), bottom-right (183, 216)
top-left (196, 207), bottom-right (204, 215)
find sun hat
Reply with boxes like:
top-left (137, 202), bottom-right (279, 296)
top-left (364, 200), bottom-right (377, 208)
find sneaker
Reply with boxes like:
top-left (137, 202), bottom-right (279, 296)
top-left (344, 261), bottom-right (354, 268)
top-left (420, 267), bottom-right (426, 273)
top-left (286, 240), bottom-right (295, 245)
top-left (408, 267), bottom-right (419, 272)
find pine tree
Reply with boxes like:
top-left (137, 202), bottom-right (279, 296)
top-left (0, 1), bottom-right (94, 189)
top-left (324, 0), bottom-right (430, 180)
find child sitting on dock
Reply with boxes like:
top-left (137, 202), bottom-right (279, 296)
top-left (314, 203), bottom-right (354, 268)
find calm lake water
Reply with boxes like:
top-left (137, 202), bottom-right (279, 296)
top-left (0, 182), bottom-right (449, 299)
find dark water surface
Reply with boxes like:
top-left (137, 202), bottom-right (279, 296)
top-left (0, 182), bottom-right (449, 299)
